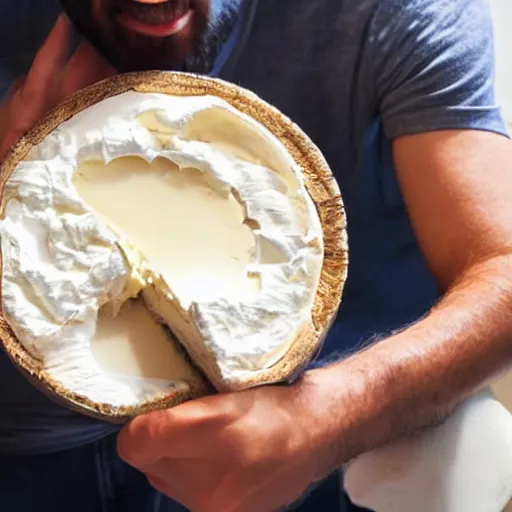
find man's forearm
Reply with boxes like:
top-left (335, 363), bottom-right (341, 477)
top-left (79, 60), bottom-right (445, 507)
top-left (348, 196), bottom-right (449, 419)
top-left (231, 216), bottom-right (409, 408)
top-left (304, 253), bottom-right (512, 478)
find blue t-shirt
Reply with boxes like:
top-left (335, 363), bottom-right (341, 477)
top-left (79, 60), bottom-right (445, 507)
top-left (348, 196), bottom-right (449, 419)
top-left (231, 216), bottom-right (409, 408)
top-left (0, 0), bottom-right (507, 456)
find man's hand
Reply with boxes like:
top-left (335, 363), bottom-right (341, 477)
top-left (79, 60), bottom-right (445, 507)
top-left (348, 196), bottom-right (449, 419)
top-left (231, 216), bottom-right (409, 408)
top-left (0, 15), bottom-right (115, 160)
top-left (117, 129), bottom-right (512, 512)
top-left (117, 378), bottom-right (334, 512)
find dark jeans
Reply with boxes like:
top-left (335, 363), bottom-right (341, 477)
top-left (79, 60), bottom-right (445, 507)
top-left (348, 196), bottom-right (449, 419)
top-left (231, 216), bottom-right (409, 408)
top-left (0, 432), bottom-right (369, 511)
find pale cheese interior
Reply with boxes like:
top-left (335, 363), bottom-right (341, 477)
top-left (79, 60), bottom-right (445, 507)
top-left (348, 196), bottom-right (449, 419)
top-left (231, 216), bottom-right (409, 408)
top-left (0, 91), bottom-right (325, 409)
top-left (74, 155), bottom-right (264, 381)
top-left (75, 156), bottom-right (261, 307)
top-left (92, 298), bottom-right (197, 382)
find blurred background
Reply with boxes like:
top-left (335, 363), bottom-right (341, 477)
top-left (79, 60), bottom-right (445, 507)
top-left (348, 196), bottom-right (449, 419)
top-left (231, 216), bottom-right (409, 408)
top-left (490, 0), bottom-right (512, 415)
top-left (491, 0), bottom-right (512, 128)
top-left (489, 2), bottom-right (512, 509)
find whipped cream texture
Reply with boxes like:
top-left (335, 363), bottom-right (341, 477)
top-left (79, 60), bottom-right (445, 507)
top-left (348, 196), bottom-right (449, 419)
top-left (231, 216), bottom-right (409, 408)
top-left (0, 91), bottom-right (324, 406)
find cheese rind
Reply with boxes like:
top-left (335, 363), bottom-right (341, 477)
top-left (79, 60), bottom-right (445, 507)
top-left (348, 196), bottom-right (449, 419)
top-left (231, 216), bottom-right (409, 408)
top-left (0, 91), bottom-right (324, 406)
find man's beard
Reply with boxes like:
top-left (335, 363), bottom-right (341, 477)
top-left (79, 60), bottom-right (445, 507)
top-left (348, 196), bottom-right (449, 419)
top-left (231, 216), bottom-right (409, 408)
top-left (60, 0), bottom-right (241, 74)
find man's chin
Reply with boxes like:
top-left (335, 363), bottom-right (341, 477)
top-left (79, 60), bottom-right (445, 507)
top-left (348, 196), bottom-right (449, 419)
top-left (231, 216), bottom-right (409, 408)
top-left (60, 0), bottom-right (237, 74)
top-left (60, 2), bottom-right (200, 72)
top-left (108, 41), bottom-right (191, 73)
top-left (107, 11), bottom-right (202, 72)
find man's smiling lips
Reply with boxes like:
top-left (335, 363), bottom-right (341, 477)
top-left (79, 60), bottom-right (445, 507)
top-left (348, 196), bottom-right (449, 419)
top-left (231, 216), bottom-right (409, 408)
top-left (117, 0), bottom-right (193, 38)
top-left (118, 10), bottom-right (192, 37)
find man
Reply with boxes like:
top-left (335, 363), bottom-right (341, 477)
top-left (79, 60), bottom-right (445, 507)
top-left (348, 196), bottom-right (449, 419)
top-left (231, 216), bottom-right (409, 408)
top-left (1, 0), bottom-right (511, 511)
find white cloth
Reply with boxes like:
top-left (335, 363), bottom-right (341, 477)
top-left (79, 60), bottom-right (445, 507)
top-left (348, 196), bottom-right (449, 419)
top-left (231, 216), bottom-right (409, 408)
top-left (344, 389), bottom-right (512, 512)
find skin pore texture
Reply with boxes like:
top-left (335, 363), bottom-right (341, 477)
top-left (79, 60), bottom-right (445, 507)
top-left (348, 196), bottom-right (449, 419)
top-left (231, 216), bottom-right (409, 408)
top-left (2, 6), bottom-right (512, 511)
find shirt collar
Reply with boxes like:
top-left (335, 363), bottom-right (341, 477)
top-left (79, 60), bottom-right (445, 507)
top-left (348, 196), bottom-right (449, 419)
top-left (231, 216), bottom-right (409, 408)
top-left (209, 0), bottom-right (259, 79)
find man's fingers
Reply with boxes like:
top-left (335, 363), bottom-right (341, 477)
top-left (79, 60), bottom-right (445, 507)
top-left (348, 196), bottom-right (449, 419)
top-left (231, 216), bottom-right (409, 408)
top-left (59, 40), bottom-right (115, 99)
top-left (118, 410), bottom-right (178, 466)
top-left (0, 129), bottom-right (25, 161)
top-left (0, 16), bottom-right (116, 163)
top-left (117, 406), bottom-right (209, 466)
top-left (118, 397), bottom-right (245, 467)
top-left (14, 14), bottom-right (73, 133)
top-left (143, 458), bottom-right (223, 511)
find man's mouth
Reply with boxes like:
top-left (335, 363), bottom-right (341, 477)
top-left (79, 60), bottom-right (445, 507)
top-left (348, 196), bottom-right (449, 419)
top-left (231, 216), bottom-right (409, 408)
top-left (116, 0), bottom-right (193, 38)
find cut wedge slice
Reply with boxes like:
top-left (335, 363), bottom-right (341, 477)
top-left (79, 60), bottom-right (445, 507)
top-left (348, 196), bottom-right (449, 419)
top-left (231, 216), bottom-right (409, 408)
top-left (0, 72), bottom-right (348, 422)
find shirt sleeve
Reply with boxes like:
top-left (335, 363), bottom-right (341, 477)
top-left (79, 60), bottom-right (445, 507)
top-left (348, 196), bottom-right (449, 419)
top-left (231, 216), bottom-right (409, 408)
top-left (370, 0), bottom-right (508, 139)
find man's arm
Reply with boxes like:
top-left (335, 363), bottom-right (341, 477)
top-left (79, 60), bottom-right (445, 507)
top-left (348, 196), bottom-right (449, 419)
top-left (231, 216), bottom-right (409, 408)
top-left (307, 0), bottom-right (512, 470)
top-left (117, 0), bottom-right (512, 509)
top-left (117, 128), bottom-right (512, 512)
top-left (306, 128), bottom-right (512, 473)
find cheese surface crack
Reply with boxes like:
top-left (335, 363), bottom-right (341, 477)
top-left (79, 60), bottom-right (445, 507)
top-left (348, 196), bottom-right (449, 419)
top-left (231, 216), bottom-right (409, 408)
top-left (0, 92), bottom-right (324, 407)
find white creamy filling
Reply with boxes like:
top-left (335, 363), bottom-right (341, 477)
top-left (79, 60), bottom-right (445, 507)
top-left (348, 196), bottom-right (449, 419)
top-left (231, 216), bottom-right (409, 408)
top-left (74, 155), bottom-right (261, 307)
top-left (0, 91), bottom-right (324, 407)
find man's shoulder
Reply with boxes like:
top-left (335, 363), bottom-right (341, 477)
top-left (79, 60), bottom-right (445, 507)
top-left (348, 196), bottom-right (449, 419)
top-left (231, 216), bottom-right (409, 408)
top-left (369, 0), bottom-right (478, 18)
top-left (367, 0), bottom-right (494, 76)
top-left (271, 0), bottom-right (482, 51)
top-left (368, 0), bottom-right (490, 38)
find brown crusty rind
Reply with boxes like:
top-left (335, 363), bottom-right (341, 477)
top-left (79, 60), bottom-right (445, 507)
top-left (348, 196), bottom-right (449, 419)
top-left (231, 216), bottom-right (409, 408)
top-left (0, 71), bottom-right (348, 423)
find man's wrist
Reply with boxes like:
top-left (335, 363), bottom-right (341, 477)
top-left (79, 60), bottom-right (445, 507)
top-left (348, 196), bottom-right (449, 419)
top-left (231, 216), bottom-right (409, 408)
top-left (289, 362), bottom-right (371, 481)
top-left (288, 255), bottom-right (512, 481)
top-left (290, 337), bottom-right (425, 479)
